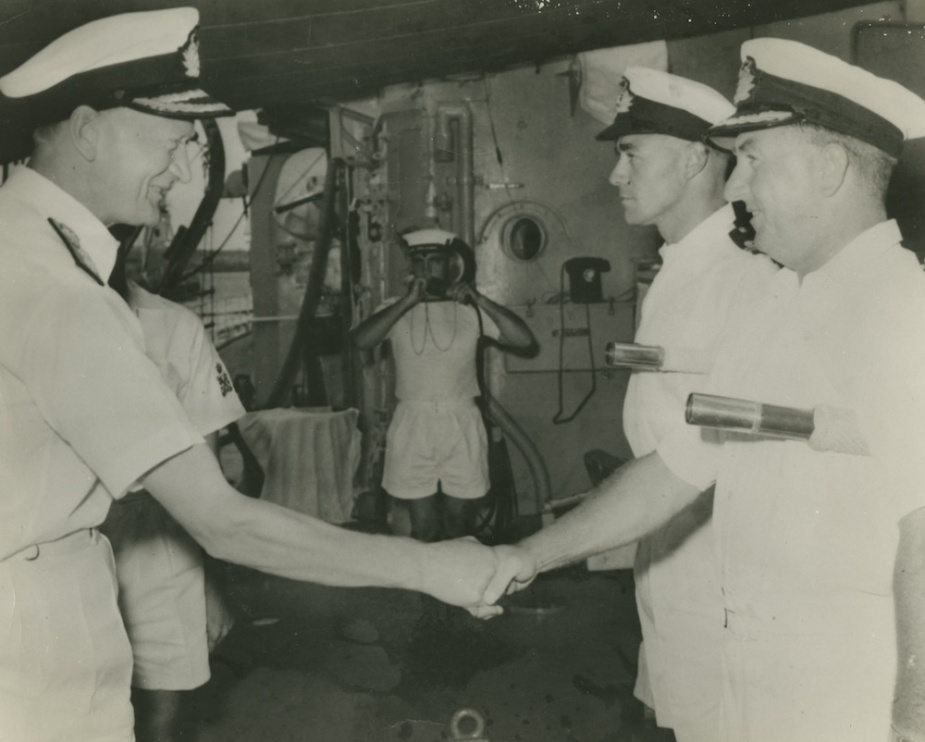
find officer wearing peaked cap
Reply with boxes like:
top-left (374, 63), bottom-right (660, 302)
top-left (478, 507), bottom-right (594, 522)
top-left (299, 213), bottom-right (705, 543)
top-left (598, 66), bottom-right (777, 742)
top-left (596, 65), bottom-right (737, 143)
top-left (0, 10), bottom-right (502, 741)
top-left (484, 40), bottom-right (925, 742)
top-left (0, 7), bottom-right (233, 165)
top-left (708, 37), bottom-right (925, 158)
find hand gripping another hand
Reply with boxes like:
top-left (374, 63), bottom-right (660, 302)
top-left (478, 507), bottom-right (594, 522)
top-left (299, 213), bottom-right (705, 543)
top-left (419, 538), bottom-right (539, 619)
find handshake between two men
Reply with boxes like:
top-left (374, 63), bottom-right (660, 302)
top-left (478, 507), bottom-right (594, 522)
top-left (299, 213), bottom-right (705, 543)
top-left (429, 451), bottom-right (694, 615)
top-left (424, 539), bottom-right (542, 617)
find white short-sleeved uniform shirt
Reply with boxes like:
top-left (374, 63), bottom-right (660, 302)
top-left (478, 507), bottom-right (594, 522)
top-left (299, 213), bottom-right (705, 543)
top-left (658, 220), bottom-right (925, 740)
top-left (0, 167), bottom-right (205, 740)
top-left (623, 205), bottom-right (779, 455)
top-left (129, 282), bottom-right (245, 436)
top-left (0, 167), bottom-right (203, 559)
top-left (622, 204), bottom-right (778, 734)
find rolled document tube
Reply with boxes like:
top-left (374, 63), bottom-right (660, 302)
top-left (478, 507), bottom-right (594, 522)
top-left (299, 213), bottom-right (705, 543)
top-left (605, 342), bottom-right (663, 370)
top-left (605, 342), bottom-right (714, 373)
top-left (685, 393), bottom-right (815, 440)
top-left (685, 393), bottom-right (871, 456)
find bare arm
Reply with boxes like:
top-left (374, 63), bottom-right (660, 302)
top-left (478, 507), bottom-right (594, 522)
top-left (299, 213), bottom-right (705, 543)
top-left (350, 279), bottom-right (423, 350)
top-left (452, 284), bottom-right (537, 355)
top-left (480, 452), bottom-right (702, 603)
top-left (524, 451), bottom-right (700, 571)
top-left (892, 506), bottom-right (925, 739)
top-left (142, 443), bottom-right (498, 608)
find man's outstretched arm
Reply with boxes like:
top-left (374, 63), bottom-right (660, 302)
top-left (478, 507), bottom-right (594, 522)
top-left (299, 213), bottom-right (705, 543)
top-left (143, 443), bottom-right (500, 610)
top-left (482, 452), bottom-right (703, 604)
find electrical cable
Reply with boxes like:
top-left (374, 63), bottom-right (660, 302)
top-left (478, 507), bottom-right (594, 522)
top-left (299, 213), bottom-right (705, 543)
top-left (470, 302), bottom-right (507, 540)
top-left (468, 299), bottom-right (522, 543)
top-left (265, 157), bottom-right (344, 408)
top-left (470, 303), bottom-right (498, 538)
top-left (552, 263), bottom-right (597, 424)
top-left (158, 119), bottom-right (225, 298)
top-left (179, 139), bottom-right (278, 282)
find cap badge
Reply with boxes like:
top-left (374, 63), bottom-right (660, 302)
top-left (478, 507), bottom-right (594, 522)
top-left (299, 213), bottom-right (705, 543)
top-left (734, 58), bottom-right (757, 105)
top-left (614, 78), bottom-right (634, 115)
top-left (181, 32), bottom-right (201, 78)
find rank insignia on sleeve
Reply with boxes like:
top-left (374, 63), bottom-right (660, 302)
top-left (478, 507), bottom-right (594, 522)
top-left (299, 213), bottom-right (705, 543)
top-left (216, 364), bottom-right (234, 397)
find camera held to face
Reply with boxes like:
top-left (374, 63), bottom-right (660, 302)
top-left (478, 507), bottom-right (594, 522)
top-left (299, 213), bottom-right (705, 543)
top-left (424, 276), bottom-right (452, 298)
top-left (401, 230), bottom-right (477, 302)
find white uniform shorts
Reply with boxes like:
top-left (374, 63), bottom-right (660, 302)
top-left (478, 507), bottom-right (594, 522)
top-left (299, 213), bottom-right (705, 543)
top-left (382, 399), bottom-right (489, 500)
top-left (0, 529), bottom-right (135, 742)
top-left (102, 493), bottom-right (210, 691)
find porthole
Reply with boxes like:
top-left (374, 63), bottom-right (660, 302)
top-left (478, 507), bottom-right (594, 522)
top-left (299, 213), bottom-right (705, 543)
top-left (503, 215), bottom-right (546, 262)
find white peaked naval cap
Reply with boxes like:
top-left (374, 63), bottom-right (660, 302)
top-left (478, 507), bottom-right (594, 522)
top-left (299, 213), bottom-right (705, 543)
top-left (402, 229), bottom-right (463, 252)
top-left (707, 37), bottom-right (925, 157)
top-left (597, 67), bottom-right (735, 142)
top-left (0, 7), bottom-right (234, 162)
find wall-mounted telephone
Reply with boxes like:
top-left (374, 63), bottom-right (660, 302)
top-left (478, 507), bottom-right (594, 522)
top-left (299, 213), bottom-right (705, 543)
top-left (552, 256), bottom-right (611, 425)
top-left (563, 257), bottom-right (611, 304)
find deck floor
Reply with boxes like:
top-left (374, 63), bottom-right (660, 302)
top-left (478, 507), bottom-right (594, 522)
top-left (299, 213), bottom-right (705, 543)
top-left (187, 549), bottom-right (676, 742)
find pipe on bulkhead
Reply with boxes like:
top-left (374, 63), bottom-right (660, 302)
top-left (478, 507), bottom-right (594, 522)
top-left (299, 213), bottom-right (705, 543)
top-left (435, 102), bottom-right (551, 514)
top-left (433, 103), bottom-right (475, 247)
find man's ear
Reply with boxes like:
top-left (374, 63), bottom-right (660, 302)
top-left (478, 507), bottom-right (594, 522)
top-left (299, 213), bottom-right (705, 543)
top-left (68, 105), bottom-right (102, 162)
top-left (684, 141), bottom-right (710, 179)
top-left (818, 141), bottom-right (850, 197)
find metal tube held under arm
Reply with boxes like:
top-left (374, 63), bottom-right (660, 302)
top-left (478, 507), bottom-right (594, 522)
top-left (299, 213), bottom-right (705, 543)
top-left (606, 342), bottom-right (714, 373)
top-left (685, 393), bottom-right (816, 440)
top-left (605, 342), bottom-right (664, 370)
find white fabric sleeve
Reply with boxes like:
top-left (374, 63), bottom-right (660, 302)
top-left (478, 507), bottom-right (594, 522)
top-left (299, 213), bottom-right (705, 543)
top-left (170, 307), bottom-right (246, 436)
top-left (20, 287), bottom-right (202, 498)
top-left (851, 307), bottom-right (925, 519)
top-left (656, 424), bottom-right (720, 491)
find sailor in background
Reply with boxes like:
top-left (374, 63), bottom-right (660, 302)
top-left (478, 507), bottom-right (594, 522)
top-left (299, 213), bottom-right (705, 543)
top-left (0, 9), bottom-right (502, 740)
top-left (487, 38), bottom-right (925, 742)
top-left (600, 66), bottom-right (777, 741)
top-left (351, 229), bottom-right (537, 542)
top-left (103, 244), bottom-right (244, 742)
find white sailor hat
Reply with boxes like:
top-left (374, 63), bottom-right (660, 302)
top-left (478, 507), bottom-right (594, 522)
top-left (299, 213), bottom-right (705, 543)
top-left (401, 228), bottom-right (462, 254)
top-left (0, 8), bottom-right (232, 161)
top-left (596, 67), bottom-right (735, 143)
top-left (707, 38), bottom-right (925, 158)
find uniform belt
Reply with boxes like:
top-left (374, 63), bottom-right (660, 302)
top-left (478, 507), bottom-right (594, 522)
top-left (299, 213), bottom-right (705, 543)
top-left (398, 398), bottom-right (477, 409)
top-left (2, 528), bottom-right (99, 563)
